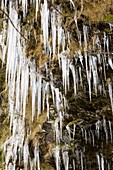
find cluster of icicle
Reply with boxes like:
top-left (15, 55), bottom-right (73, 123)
top-left (0, 0), bottom-right (69, 169)
top-left (0, 0), bottom-right (113, 170)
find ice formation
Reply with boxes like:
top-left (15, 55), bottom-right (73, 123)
top-left (0, 0), bottom-right (113, 169)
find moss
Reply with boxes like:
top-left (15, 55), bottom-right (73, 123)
top-left (104, 14), bottom-right (113, 22)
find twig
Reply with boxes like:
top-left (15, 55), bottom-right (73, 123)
top-left (0, 8), bottom-right (29, 41)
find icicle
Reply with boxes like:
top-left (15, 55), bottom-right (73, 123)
top-left (70, 63), bottom-right (76, 95)
top-left (108, 80), bottom-right (113, 112)
top-left (62, 149), bottom-right (69, 170)
top-left (101, 154), bottom-right (104, 170)
top-left (95, 120), bottom-right (101, 139)
top-left (96, 153), bottom-right (101, 170)
top-left (51, 10), bottom-right (56, 57)
top-left (66, 125), bottom-right (71, 141)
top-left (91, 56), bottom-right (98, 96)
top-left (60, 53), bottom-right (70, 94)
top-left (24, 140), bottom-right (29, 170)
top-left (108, 120), bottom-right (112, 143)
top-left (69, 0), bottom-right (75, 9)
top-left (37, 75), bottom-right (42, 116)
top-left (103, 116), bottom-right (108, 144)
top-left (45, 82), bottom-right (50, 119)
top-left (80, 151), bottom-right (84, 170)
top-left (22, 0), bottom-right (28, 17)
top-left (108, 57), bottom-right (113, 69)
top-left (55, 118), bottom-right (60, 145)
top-left (21, 62), bottom-right (29, 119)
top-left (59, 111), bottom-right (63, 140)
top-left (54, 146), bottom-right (60, 170)
top-left (40, 0), bottom-right (49, 53)
top-left (83, 25), bottom-right (88, 51)
top-left (36, 0), bottom-right (39, 20)
top-left (73, 124), bottom-right (76, 140)
top-left (30, 63), bottom-right (36, 121)
top-left (57, 9), bottom-right (63, 56)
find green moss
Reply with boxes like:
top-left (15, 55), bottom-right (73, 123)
top-left (104, 14), bottom-right (113, 22)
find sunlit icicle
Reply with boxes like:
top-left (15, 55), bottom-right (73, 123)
top-left (108, 80), bottom-right (113, 112)
top-left (45, 82), bottom-right (50, 119)
top-left (37, 75), bottom-right (42, 116)
top-left (62, 30), bottom-right (66, 52)
top-left (103, 116), bottom-right (108, 144)
top-left (37, 150), bottom-right (40, 170)
top-left (66, 125), bottom-right (71, 141)
top-left (62, 149), bottom-right (69, 170)
top-left (0, 20), bottom-right (7, 65)
top-left (95, 120), bottom-right (101, 139)
top-left (70, 63), bottom-right (76, 95)
top-left (24, 140), bottom-right (29, 170)
top-left (33, 144), bottom-right (40, 170)
top-left (80, 151), bottom-right (84, 170)
top-left (87, 69), bottom-right (91, 101)
top-left (73, 160), bottom-right (76, 170)
top-left (72, 125), bottom-right (76, 140)
top-left (36, 0), bottom-right (39, 20)
top-left (55, 88), bottom-right (61, 112)
top-left (42, 80), bottom-right (46, 111)
top-left (54, 145), bottom-right (60, 170)
top-left (57, 11), bottom-right (62, 54)
top-left (90, 130), bottom-right (95, 146)
top-left (30, 63), bottom-right (36, 121)
top-left (84, 52), bottom-right (92, 101)
top-left (50, 82), bottom-right (55, 105)
top-left (108, 120), bottom-right (112, 143)
top-left (69, 0), bottom-right (75, 8)
top-left (101, 154), bottom-right (104, 170)
top-left (96, 153), bottom-right (101, 170)
top-left (59, 111), bottom-right (63, 139)
top-left (51, 10), bottom-right (56, 57)
top-left (6, 6), bottom-right (18, 84)
top-left (60, 53), bottom-right (70, 94)
top-left (55, 118), bottom-right (60, 145)
top-left (40, 0), bottom-right (49, 53)
top-left (91, 56), bottom-right (98, 96)
top-left (79, 66), bottom-right (83, 86)
top-left (22, 0), bottom-right (28, 17)
top-left (108, 57), bottom-right (113, 69)
top-left (21, 62), bottom-right (29, 119)
top-left (83, 25), bottom-right (88, 51)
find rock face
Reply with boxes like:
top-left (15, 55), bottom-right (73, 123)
top-left (0, 0), bottom-right (113, 170)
